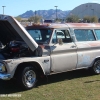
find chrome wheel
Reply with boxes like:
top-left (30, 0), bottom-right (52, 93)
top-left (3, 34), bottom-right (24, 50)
top-left (92, 60), bottom-right (100, 74)
top-left (16, 66), bottom-right (38, 90)
top-left (93, 60), bottom-right (100, 74)
top-left (24, 70), bottom-right (36, 87)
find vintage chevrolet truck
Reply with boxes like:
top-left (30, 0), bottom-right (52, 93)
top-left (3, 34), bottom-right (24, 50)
top-left (0, 15), bottom-right (100, 89)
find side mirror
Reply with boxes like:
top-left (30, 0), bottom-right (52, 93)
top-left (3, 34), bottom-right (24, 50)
top-left (58, 38), bottom-right (63, 45)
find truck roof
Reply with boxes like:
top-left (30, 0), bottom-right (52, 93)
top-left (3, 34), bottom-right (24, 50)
top-left (26, 23), bottom-right (100, 29)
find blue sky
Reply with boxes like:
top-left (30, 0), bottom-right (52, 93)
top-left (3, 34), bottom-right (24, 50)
top-left (0, 0), bottom-right (100, 17)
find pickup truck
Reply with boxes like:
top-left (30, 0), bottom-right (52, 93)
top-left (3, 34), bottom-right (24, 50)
top-left (0, 15), bottom-right (100, 90)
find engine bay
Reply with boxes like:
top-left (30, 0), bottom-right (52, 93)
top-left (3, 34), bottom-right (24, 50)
top-left (0, 18), bottom-right (43, 60)
top-left (0, 40), bottom-right (43, 60)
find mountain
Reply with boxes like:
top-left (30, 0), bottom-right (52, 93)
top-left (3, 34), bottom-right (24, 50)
top-left (19, 9), bottom-right (71, 19)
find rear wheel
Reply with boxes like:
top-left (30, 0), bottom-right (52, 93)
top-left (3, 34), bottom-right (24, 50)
top-left (17, 66), bottom-right (38, 90)
top-left (92, 60), bottom-right (100, 74)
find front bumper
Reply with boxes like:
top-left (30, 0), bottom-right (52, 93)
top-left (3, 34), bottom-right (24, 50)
top-left (0, 73), bottom-right (11, 80)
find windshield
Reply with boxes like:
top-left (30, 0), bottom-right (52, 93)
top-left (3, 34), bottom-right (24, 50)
top-left (27, 29), bottom-right (52, 44)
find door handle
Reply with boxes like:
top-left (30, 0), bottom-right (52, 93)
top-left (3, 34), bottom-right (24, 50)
top-left (71, 45), bottom-right (76, 48)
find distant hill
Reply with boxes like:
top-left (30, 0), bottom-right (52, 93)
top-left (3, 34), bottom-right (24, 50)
top-left (19, 9), bottom-right (71, 19)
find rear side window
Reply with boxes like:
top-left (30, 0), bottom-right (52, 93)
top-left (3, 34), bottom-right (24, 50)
top-left (74, 29), bottom-right (95, 41)
top-left (94, 29), bottom-right (100, 40)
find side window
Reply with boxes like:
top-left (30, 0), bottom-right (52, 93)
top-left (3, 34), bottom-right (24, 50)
top-left (94, 29), bottom-right (100, 40)
top-left (52, 29), bottom-right (72, 43)
top-left (57, 30), bottom-right (65, 39)
top-left (87, 30), bottom-right (95, 41)
top-left (74, 29), bottom-right (95, 41)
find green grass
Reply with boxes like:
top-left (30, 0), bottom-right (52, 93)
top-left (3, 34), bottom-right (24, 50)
top-left (0, 69), bottom-right (100, 100)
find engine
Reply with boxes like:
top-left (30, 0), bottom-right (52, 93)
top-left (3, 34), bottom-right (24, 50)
top-left (0, 40), bottom-right (43, 60)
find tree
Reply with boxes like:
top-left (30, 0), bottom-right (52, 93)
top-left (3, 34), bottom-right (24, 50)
top-left (83, 16), bottom-right (91, 23)
top-left (66, 15), bottom-right (79, 22)
top-left (15, 16), bottom-right (22, 22)
top-left (83, 16), bottom-right (98, 23)
top-left (28, 16), bottom-right (34, 22)
top-left (91, 16), bottom-right (98, 23)
top-left (28, 15), bottom-right (42, 23)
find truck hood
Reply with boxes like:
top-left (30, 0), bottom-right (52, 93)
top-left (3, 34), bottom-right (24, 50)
top-left (0, 15), bottom-right (38, 51)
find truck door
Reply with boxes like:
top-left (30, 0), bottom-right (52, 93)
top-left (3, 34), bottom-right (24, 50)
top-left (50, 29), bottom-right (77, 73)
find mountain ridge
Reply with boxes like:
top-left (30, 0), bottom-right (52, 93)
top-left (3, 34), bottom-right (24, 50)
top-left (19, 9), bottom-right (71, 19)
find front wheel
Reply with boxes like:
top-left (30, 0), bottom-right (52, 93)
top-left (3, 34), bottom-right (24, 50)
top-left (92, 60), bottom-right (100, 74)
top-left (17, 66), bottom-right (38, 90)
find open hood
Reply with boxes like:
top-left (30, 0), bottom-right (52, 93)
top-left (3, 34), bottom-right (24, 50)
top-left (0, 15), bottom-right (38, 51)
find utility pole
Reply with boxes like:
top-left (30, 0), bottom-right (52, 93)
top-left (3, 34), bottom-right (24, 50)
top-left (54, 6), bottom-right (58, 21)
top-left (2, 6), bottom-right (6, 15)
top-left (35, 10), bottom-right (36, 23)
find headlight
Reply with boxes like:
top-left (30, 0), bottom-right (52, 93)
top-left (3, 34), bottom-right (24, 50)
top-left (0, 63), bottom-right (6, 73)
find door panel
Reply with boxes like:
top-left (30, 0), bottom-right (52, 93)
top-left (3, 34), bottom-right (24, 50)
top-left (51, 43), bottom-right (77, 72)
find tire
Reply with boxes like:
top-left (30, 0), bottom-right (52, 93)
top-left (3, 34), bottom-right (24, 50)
top-left (16, 65), bottom-right (38, 90)
top-left (92, 60), bottom-right (100, 74)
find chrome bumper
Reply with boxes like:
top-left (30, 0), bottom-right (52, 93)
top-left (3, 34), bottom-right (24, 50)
top-left (0, 73), bottom-right (11, 80)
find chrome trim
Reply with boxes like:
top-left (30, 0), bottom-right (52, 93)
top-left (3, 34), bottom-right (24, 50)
top-left (0, 63), bottom-right (6, 73)
top-left (0, 73), bottom-right (11, 80)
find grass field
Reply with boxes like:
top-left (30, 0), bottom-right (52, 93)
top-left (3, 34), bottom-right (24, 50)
top-left (0, 69), bottom-right (100, 100)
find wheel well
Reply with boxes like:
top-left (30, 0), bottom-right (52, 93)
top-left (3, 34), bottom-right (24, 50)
top-left (14, 62), bottom-right (44, 78)
top-left (95, 57), bottom-right (100, 61)
top-left (91, 57), bottom-right (100, 67)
